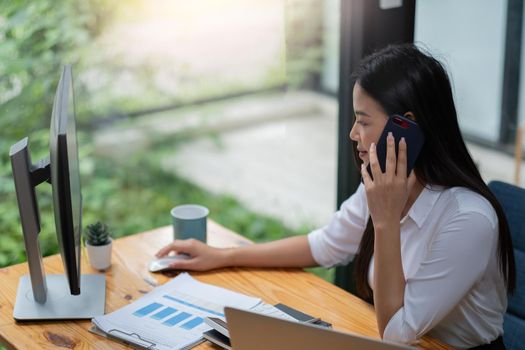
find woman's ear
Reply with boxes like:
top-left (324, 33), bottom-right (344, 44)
top-left (404, 111), bottom-right (416, 121)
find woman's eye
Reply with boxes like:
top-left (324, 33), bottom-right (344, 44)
top-left (356, 120), bottom-right (368, 126)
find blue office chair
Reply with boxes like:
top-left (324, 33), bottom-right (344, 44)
top-left (488, 181), bottom-right (525, 350)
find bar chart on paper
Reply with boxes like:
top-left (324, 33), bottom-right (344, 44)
top-left (131, 291), bottom-right (225, 331)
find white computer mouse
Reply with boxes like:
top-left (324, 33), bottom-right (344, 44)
top-left (148, 254), bottom-right (191, 272)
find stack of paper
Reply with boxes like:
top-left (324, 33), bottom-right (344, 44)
top-left (92, 273), bottom-right (295, 350)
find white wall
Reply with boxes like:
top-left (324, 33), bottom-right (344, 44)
top-left (321, 0), bottom-right (340, 94)
top-left (415, 0), bottom-right (508, 142)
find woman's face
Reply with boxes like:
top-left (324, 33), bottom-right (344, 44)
top-left (349, 83), bottom-right (389, 166)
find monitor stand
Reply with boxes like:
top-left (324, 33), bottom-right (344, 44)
top-left (13, 274), bottom-right (106, 321)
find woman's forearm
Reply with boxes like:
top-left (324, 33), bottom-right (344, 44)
top-left (221, 235), bottom-right (317, 268)
top-left (373, 223), bottom-right (406, 337)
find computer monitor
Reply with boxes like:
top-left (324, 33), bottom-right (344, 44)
top-left (9, 65), bottom-right (105, 320)
top-left (50, 63), bottom-right (82, 295)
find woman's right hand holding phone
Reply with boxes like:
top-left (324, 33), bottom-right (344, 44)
top-left (361, 132), bottom-right (417, 228)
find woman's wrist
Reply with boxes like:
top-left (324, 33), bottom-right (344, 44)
top-left (219, 247), bottom-right (237, 267)
top-left (373, 220), bottom-right (400, 236)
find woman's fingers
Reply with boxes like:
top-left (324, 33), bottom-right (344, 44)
top-left (361, 163), bottom-right (372, 187)
top-left (368, 142), bottom-right (382, 181)
top-left (155, 239), bottom-right (194, 258)
top-left (166, 242), bottom-right (221, 271)
top-left (168, 258), bottom-right (194, 270)
top-left (155, 239), bottom-right (220, 271)
top-left (155, 243), bottom-right (174, 258)
top-left (397, 137), bottom-right (407, 178)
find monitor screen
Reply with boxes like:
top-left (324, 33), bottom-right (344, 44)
top-left (49, 65), bottom-right (82, 295)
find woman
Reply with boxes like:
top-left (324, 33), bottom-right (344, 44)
top-left (156, 44), bottom-right (515, 349)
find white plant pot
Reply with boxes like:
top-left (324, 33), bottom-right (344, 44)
top-left (86, 238), bottom-right (113, 270)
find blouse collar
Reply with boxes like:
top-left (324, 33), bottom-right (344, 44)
top-left (401, 184), bottom-right (443, 228)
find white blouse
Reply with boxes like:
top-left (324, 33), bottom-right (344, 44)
top-left (307, 183), bottom-right (507, 349)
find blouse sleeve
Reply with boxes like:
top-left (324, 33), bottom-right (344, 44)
top-left (307, 183), bottom-right (369, 268)
top-left (382, 210), bottom-right (497, 343)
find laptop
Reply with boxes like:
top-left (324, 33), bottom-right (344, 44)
top-left (224, 307), bottom-right (417, 350)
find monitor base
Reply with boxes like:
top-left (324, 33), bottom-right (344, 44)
top-left (13, 274), bottom-right (106, 321)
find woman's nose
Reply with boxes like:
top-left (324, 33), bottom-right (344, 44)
top-left (349, 123), bottom-right (358, 141)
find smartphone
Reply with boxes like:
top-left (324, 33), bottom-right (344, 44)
top-left (365, 114), bottom-right (425, 180)
top-left (204, 317), bottom-right (230, 337)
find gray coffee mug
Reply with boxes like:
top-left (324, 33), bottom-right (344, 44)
top-left (170, 204), bottom-right (209, 242)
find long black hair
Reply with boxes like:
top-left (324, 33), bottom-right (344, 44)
top-left (352, 44), bottom-right (516, 301)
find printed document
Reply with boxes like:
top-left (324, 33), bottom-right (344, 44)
top-left (92, 273), bottom-right (295, 350)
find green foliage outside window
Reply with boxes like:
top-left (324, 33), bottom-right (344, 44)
top-left (0, 0), bottom-right (116, 267)
top-left (0, 0), bottom-right (333, 285)
top-left (285, 0), bottom-right (324, 89)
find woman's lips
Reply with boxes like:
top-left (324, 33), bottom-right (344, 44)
top-left (358, 151), bottom-right (367, 159)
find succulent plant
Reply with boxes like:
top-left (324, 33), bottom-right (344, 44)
top-left (85, 222), bottom-right (111, 246)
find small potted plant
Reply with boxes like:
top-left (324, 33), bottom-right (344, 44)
top-left (84, 221), bottom-right (113, 270)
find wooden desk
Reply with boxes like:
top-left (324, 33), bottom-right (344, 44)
top-left (0, 221), bottom-right (450, 349)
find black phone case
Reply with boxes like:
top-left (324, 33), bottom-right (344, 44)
top-left (366, 114), bottom-right (424, 180)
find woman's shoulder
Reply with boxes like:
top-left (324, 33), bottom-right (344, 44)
top-left (432, 185), bottom-right (498, 229)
